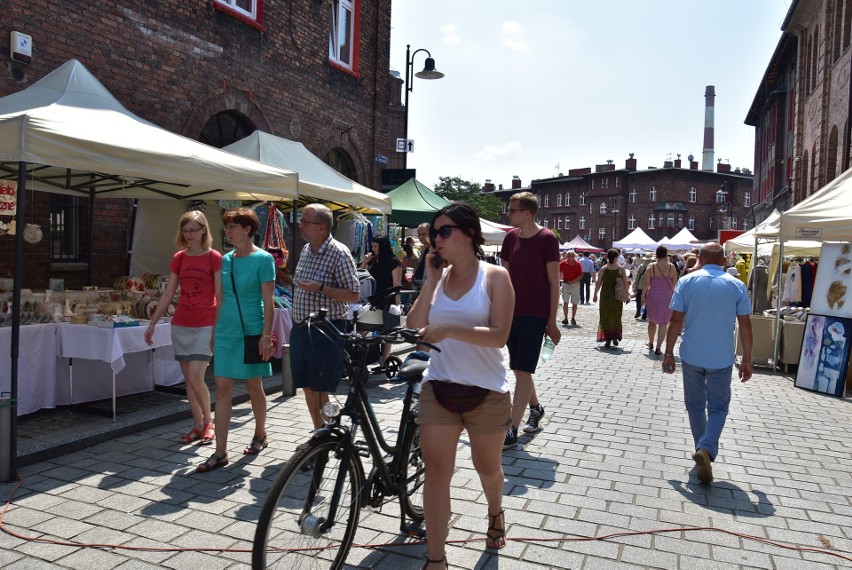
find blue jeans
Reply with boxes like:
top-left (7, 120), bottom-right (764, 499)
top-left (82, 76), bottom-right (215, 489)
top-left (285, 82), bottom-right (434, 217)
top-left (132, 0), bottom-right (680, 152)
top-left (681, 361), bottom-right (732, 461)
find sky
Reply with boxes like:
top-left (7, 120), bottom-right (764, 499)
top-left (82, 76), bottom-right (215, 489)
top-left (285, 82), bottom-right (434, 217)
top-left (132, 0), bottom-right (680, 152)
top-left (389, 1), bottom-right (793, 190)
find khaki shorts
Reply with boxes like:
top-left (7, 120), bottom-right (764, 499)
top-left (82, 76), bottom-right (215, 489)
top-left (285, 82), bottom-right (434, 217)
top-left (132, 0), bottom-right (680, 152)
top-left (561, 281), bottom-right (580, 305)
top-left (416, 381), bottom-right (512, 434)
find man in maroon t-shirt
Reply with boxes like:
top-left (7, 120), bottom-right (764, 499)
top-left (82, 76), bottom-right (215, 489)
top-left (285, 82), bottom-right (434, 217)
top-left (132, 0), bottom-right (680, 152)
top-left (559, 250), bottom-right (583, 325)
top-left (499, 192), bottom-right (561, 448)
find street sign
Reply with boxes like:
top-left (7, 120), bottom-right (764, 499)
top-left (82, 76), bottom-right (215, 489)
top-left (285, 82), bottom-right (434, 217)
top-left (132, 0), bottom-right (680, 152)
top-left (396, 138), bottom-right (414, 153)
top-left (374, 154), bottom-right (388, 165)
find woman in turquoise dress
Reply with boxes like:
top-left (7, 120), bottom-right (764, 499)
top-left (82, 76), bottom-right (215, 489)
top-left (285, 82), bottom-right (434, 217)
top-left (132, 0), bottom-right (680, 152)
top-left (593, 249), bottom-right (628, 349)
top-left (197, 208), bottom-right (276, 473)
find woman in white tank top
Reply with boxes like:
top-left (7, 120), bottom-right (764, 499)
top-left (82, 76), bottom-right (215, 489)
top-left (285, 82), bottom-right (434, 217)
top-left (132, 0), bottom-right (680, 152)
top-left (406, 203), bottom-right (515, 568)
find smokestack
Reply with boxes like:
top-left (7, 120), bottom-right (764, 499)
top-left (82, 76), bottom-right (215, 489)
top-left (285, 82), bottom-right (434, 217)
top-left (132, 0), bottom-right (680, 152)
top-left (702, 85), bottom-right (715, 171)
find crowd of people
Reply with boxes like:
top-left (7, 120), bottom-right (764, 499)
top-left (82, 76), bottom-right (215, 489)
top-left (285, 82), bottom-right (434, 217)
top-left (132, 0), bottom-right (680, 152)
top-left (148, 196), bottom-right (755, 568)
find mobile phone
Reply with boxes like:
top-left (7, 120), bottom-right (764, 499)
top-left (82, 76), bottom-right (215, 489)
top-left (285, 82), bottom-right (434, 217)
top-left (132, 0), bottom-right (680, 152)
top-left (432, 252), bottom-right (444, 268)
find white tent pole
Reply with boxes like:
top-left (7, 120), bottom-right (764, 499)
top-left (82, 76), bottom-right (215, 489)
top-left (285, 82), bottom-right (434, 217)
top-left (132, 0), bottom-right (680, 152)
top-left (772, 215), bottom-right (785, 372)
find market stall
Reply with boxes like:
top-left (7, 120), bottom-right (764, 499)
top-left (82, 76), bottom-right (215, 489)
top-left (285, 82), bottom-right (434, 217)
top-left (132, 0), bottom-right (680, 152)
top-left (613, 227), bottom-right (658, 251)
top-left (0, 59), bottom-right (297, 474)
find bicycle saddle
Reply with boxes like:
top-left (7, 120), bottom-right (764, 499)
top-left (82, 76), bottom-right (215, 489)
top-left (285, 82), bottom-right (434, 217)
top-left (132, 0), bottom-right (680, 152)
top-left (399, 358), bottom-right (428, 381)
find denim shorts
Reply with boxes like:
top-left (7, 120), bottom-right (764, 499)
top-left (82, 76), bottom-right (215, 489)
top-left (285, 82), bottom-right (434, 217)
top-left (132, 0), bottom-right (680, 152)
top-left (290, 319), bottom-right (347, 393)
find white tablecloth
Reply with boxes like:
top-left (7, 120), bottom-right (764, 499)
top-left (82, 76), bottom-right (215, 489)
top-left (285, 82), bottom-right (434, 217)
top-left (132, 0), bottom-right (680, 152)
top-left (55, 322), bottom-right (183, 406)
top-left (0, 323), bottom-right (60, 416)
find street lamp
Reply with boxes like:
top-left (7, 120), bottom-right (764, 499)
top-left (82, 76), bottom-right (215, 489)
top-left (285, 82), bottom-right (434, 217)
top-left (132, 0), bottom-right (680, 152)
top-left (610, 196), bottom-right (620, 245)
top-left (403, 44), bottom-right (444, 169)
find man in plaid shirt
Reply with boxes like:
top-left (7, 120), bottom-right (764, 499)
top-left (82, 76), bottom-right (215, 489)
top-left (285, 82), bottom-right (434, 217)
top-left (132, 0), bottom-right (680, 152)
top-left (291, 204), bottom-right (360, 429)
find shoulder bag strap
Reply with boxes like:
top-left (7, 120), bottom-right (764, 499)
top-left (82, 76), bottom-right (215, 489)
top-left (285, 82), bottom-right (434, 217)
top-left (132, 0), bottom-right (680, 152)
top-left (230, 256), bottom-right (247, 336)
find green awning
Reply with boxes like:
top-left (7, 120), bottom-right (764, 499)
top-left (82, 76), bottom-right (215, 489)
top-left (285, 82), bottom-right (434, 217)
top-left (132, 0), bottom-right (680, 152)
top-left (387, 178), bottom-right (450, 227)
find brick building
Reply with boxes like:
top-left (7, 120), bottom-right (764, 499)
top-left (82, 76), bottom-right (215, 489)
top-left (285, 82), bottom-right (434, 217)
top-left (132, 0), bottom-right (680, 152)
top-left (747, 0), bottom-right (852, 225)
top-left (0, 0), bottom-right (394, 289)
top-left (490, 155), bottom-right (753, 250)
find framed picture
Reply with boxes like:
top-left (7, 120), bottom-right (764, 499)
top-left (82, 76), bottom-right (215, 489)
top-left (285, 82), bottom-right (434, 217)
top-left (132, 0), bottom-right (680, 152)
top-left (795, 313), bottom-right (852, 397)
top-left (810, 242), bottom-right (852, 318)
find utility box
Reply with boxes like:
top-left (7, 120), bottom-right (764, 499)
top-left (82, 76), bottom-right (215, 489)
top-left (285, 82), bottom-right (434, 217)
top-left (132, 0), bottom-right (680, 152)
top-left (10, 31), bottom-right (32, 64)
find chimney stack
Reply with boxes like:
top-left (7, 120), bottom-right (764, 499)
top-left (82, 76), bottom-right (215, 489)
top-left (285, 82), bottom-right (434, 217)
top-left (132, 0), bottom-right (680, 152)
top-left (483, 179), bottom-right (495, 192)
top-left (674, 154), bottom-right (682, 168)
top-left (511, 175), bottom-right (522, 189)
top-left (625, 153), bottom-right (637, 170)
top-left (702, 85), bottom-right (715, 171)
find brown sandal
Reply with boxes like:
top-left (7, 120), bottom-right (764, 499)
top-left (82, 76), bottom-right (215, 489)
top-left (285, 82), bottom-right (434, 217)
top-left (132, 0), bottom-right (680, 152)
top-left (199, 422), bottom-right (215, 445)
top-left (421, 554), bottom-right (447, 569)
top-left (486, 509), bottom-right (507, 549)
top-left (179, 426), bottom-right (203, 444)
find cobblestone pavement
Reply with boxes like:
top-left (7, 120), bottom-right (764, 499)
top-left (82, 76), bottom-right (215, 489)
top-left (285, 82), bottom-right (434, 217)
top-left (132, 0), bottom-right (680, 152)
top-left (2, 299), bottom-right (851, 569)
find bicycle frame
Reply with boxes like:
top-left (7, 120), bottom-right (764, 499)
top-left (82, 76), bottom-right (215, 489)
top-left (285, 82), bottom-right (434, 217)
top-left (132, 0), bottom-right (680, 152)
top-left (307, 318), bottom-right (425, 533)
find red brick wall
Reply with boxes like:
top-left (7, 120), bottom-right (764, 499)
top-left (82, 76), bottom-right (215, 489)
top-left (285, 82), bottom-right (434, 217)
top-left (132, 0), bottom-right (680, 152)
top-left (0, 0), bottom-right (392, 288)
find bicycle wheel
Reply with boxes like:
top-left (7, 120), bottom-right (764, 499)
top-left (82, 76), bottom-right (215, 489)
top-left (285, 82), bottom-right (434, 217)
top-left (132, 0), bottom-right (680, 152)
top-left (253, 435), bottom-right (363, 570)
top-left (400, 416), bottom-right (425, 522)
top-left (384, 355), bottom-right (403, 379)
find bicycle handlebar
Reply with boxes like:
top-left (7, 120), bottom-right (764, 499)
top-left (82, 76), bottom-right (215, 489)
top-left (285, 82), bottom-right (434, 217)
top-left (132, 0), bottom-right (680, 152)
top-left (306, 310), bottom-right (441, 352)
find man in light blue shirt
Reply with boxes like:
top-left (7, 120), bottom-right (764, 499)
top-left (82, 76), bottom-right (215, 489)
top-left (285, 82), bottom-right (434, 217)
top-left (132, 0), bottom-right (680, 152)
top-left (662, 243), bottom-right (752, 484)
top-left (578, 252), bottom-right (595, 304)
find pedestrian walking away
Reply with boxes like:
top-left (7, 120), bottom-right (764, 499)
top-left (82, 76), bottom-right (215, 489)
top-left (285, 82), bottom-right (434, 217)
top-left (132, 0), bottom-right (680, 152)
top-left (593, 249), bottom-right (628, 349)
top-left (579, 251), bottom-right (595, 304)
top-left (642, 245), bottom-right (677, 355)
top-left (662, 242), bottom-right (753, 484)
top-left (500, 191), bottom-right (561, 446)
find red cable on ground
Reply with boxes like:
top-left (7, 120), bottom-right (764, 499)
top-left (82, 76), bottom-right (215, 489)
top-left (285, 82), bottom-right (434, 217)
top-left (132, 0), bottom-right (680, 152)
top-left (2, 473), bottom-right (850, 563)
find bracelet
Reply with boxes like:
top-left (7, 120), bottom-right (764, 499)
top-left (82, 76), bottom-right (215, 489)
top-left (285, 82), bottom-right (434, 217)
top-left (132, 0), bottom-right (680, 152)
top-left (319, 283), bottom-right (325, 293)
top-left (664, 353), bottom-right (674, 357)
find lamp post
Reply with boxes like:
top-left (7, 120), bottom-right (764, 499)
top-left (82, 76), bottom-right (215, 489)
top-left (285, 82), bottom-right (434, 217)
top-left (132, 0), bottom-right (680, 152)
top-left (403, 45), bottom-right (444, 169)
top-left (610, 196), bottom-right (620, 247)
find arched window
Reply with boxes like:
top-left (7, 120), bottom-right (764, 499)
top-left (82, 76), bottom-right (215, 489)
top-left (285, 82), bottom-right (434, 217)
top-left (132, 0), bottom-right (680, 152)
top-left (564, 216), bottom-right (571, 230)
top-left (326, 148), bottom-right (357, 179)
top-left (556, 216), bottom-right (562, 229)
top-left (629, 188), bottom-right (637, 203)
top-left (579, 193), bottom-right (586, 206)
top-left (648, 214), bottom-right (656, 229)
top-left (200, 111), bottom-right (255, 148)
top-left (565, 193), bottom-right (571, 206)
top-left (649, 186), bottom-right (657, 202)
top-left (628, 215), bottom-right (636, 230)
top-left (579, 216), bottom-right (586, 230)
top-left (544, 194), bottom-right (550, 208)
top-left (599, 203), bottom-right (607, 215)
top-left (556, 193), bottom-right (562, 207)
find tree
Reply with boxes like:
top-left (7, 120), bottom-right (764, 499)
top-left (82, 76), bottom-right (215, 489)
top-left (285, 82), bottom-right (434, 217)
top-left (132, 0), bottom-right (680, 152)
top-left (432, 176), bottom-right (504, 221)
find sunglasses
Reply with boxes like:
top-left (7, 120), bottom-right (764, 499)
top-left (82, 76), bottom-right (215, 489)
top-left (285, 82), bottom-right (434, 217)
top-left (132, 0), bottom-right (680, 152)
top-left (429, 225), bottom-right (462, 241)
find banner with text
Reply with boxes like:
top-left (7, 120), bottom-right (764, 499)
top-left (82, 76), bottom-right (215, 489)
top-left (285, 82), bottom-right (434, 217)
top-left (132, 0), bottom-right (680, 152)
top-left (0, 180), bottom-right (17, 216)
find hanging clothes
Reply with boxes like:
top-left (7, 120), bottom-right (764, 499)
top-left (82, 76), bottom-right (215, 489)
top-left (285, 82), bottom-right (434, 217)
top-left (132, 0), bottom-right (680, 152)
top-left (749, 261), bottom-right (771, 314)
top-left (783, 261), bottom-right (802, 304)
top-left (800, 260), bottom-right (815, 307)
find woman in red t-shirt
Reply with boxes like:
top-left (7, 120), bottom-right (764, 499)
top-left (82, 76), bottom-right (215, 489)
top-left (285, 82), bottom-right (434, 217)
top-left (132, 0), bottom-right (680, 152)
top-left (145, 211), bottom-right (223, 445)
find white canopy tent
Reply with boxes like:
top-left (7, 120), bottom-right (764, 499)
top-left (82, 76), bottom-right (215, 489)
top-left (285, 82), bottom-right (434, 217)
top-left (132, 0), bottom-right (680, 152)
top-left (0, 59), bottom-right (298, 478)
top-left (614, 227), bottom-right (658, 250)
top-left (0, 60), bottom-right (298, 201)
top-left (664, 227), bottom-right (701, 251)
top-left (223, 131), bottom-right (391, 214)
top-left (480, 218), bottom-right (511, 245)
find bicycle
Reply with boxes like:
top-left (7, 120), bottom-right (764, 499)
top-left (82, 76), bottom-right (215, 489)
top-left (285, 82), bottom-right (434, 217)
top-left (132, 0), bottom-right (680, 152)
top-left (252, 310), bottom-right (438, 569)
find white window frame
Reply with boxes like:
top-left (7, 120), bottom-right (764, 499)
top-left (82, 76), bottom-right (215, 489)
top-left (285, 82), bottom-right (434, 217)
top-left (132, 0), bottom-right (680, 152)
top-left (732, 217), bottom-right (738, 229)
top-left (591, 179), bottom-right (595, 189)
top-left (579, 216), bottom-right (586, 230)
top-left (329, 0), bottom-right (356, 70)
top-left (543, 217), bottom-right (549, 227)
top-left (599, 227), bottom-right (607, 240)
top-left (688, 215), bottom-right (695, 230)
top-left (565, 193), bottom-right (571, 207)
top-left (616, 176), bottom-right (620, 188)
top-left (564, 216), bottom-right (571, 230)
top-left (579, 193), bottom-right (586, 206)
top-left (648, 214), bottom-right (656, 229)
top-left (215, 0), bottom-right (260, 21)
top-left (629, 188), bottom-right (636, 203)
top-left (599, 203), bottom-right (607, 215)
top-left (628, 215), bottom-right (636, 230)
top-left (678, 214), bottom-right (683, 227)
top-left (649, 186), bottom-right (657, 202)
top-left (556, 216), bottom-right (562, 229)
top-left (556, 193), bottom-right (562, 207)
top-left (689, 187), bottom-right (696, 203)
top-left (744, 192), bottom-right (751, 208)
top-left (544, 194), bottom-right (549, 208)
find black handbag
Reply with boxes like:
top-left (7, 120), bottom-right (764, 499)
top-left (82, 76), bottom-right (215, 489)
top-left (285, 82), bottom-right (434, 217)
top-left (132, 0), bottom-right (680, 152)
top-left (231, 257), bottom-right (267, 364)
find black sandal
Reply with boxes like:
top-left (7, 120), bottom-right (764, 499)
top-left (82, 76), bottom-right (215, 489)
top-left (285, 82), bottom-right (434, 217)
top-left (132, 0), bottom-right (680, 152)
top-left (243, 435), bottom-right (268, 455)
top-left (196, 452), bottom-right (229, 473)
top-left (422, 554), bottom-right (447, 569)
top-left (486, 509), bottom-right (507, 549)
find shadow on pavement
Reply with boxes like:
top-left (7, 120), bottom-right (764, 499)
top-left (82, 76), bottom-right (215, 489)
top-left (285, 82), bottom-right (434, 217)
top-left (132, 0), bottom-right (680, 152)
top-left (668, 479), bottom-right (776, 518)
